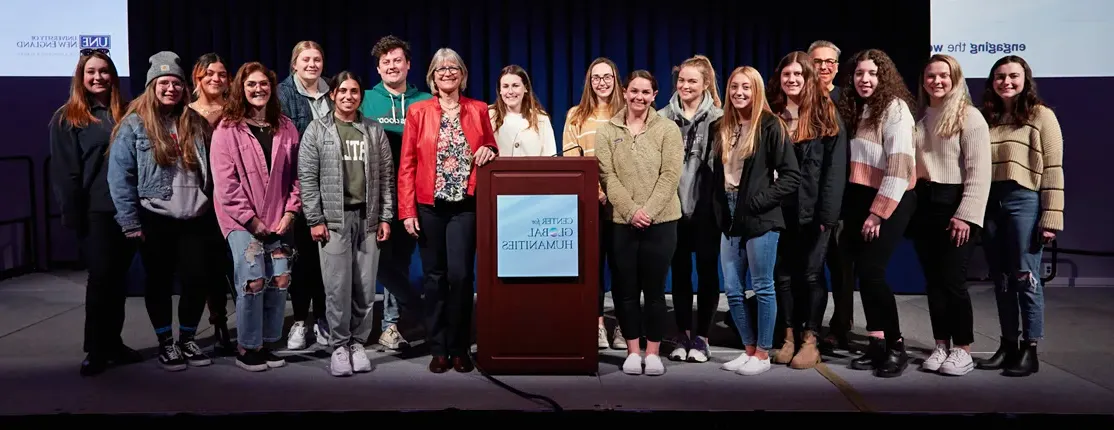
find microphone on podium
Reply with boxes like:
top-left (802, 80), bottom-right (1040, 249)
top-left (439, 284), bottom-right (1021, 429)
top-left (559, 144), bottom-right (585, 156)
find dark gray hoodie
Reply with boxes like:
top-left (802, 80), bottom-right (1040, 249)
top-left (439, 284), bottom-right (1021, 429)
top-left (658, 90), bottom-right (724, 219)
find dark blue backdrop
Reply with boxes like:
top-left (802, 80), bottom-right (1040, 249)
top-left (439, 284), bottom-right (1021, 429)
top-left (9, 0), bottom-right (932, 294)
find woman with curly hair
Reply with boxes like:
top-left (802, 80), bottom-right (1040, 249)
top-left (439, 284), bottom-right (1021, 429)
top-left (835, 49), bottom-right (917, 378)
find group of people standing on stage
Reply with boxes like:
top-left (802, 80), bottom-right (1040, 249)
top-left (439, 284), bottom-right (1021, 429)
top-left (50, 34), bottom-right (1063, 381)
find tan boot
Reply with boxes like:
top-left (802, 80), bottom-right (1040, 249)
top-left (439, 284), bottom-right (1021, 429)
top-left (773, 328), bottom-right (795, 364)
top-left (790, 330), bottom-right (821, 369)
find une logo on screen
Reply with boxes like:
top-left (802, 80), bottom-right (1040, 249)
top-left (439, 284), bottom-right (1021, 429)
top-left (80, 35), bottom-right (111, 50)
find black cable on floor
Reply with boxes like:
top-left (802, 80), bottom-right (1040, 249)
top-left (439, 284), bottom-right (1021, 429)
top-left (468, 350), bottom-right (564, 412)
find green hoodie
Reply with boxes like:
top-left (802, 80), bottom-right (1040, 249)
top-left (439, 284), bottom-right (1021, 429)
top-left (359, 82), bottom-right (433, 169)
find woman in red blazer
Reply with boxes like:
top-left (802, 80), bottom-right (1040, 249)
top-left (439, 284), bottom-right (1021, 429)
top-left (397, 47), bottom-right (498, 374)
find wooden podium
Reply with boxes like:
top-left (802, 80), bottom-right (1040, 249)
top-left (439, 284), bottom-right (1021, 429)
top-left (475, 156), bottom-right (600, 375)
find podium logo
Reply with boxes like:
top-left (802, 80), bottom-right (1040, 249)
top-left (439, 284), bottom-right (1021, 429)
top-left (500, 216), bottom-right (577, 251)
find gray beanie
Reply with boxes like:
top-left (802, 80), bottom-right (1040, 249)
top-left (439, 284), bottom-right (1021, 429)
top-left (146, 51), bottom-right (186, 87)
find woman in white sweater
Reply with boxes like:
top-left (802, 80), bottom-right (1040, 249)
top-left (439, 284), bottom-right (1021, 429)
top-left (911, 54), bottom-right (991, 377)
top-left (489, 65), bottom-right (556, 157)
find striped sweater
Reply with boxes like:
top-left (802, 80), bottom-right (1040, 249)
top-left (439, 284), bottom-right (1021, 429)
top-left (914, 105), bottom-right (992, 227)
top-left (562, 105), bottom-right (613, 156)
top-left (849, 99), bottom-right (917, 219)
top-left (988, 105), bottom-right (1065, 231)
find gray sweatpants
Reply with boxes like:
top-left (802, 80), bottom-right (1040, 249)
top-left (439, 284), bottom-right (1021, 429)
top-left (319, 209), bottom-right (381, 351)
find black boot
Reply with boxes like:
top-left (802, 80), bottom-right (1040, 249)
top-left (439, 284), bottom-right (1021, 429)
top-left (874, 337), bottom-right (910, 378)
top-left (850, 337), bottom-right (885, 370)
top-left (975, 338), bottom-right (1018, 370)
top-left (213, 322), bottom-right (235, 356)
top-left (1002, 342), bottom-right (1039, 377)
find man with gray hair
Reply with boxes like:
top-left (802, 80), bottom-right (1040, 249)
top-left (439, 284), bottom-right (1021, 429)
top-left (808, 40), bottom-right (842, 102)
top-left (808, 39), bottom-right (853, 350)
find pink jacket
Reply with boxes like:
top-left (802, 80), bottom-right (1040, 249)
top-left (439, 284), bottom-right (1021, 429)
top-left (210, 117), bottom-right (302, 238)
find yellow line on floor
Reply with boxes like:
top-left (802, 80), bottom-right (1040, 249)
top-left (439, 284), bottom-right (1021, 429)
top-left (814, 362), bottom-right (874, 412)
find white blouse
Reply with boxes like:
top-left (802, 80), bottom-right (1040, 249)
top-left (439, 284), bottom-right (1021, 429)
top-left (490, 110), bottom-right (557, 157)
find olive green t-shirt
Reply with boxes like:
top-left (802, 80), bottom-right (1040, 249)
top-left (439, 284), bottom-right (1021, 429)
top-left (336, 119), bottom-right (366, 206)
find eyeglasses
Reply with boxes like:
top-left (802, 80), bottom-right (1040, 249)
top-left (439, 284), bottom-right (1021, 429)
top-left (81, 48), bottom-right (110, 56)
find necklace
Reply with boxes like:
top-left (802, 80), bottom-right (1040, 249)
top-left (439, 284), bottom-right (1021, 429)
top-left (190, 102), bottom-right (223, 116)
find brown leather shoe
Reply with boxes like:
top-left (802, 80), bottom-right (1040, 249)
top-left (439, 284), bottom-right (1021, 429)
top-left (773, 328), bottom-right (795, 364)
top-left (453, 356), bottom-right (474, 373)
top-left (429, 356), bottom-right (450, 373)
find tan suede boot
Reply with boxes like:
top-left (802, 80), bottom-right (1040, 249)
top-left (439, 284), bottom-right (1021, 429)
top-left (773, 328), bottom-right (795, 364)
top-left (791, 330), bottom-right (821, 369)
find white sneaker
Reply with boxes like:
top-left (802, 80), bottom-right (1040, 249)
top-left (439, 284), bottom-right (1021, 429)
top-left (736, 356), bottom-right (772, 376)
top-left (721, 353), bottom-right (751, 371)
top-left (921, 344), bottom-right (948, 372)
top-left (314, 322), bottom-right (329, 348)
top-left (612, 327), bottom-right (627, 350)
top-left (330, 347), bottom-right (353, 377)
top-left (597, 326), bottom-right (610, 349)
top-left (644, 354), bottom-right (665, 376)
top-left (286, 321), bottom-right (307, 350)
top-left (939, 348), bottom-right (974, 376)
top-left (622, 353), bottom-right (643, 375)
top-left (378, 324), bottom-right (409, 350)
top-left (350, 344), bottom-right (372, 373)
top-left (669, 345), bottom-right (688, 361)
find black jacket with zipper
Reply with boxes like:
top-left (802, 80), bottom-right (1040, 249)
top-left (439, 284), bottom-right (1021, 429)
top-left (782, 116), bottom-right (848, 228)
top-left (710, 111), bottom-right (801, 239)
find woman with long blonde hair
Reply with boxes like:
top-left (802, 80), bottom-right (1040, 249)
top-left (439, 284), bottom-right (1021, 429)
top-left (710, 66), bottom-right (800, 376)
top-left (658, 55), bottom-right (723, 364)
top-left (561, 57), bottom-right (627, 350)
top-left (276, 40), bottom-right (332, 351)
top-left (910, 54), bottom-right (992, 377)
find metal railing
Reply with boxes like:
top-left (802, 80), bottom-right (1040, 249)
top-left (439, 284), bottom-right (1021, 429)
top-left (967, 238), bottom-right (1114, 284)
top-left (0, 156), bottom-right (38, 281)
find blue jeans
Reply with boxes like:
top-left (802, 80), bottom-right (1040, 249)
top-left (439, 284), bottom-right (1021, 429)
top-left (982, 181), bottom-right (1045, 342)
top-left (382, 291), bottom-right (400, 330)
top-left (720, 190), bottom-right (780, 350)
top-left (228, 230), bottom-right (292, 349)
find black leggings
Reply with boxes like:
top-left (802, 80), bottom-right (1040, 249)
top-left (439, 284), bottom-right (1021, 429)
top-left (138, 210), bottom-right (211, 341)
top-left (775, 216), bottom-right (833, 333)
top-left (610, 221), bottom-right (678, 343)
top-left (669, 215), bottom-right (721, 338)
top-left (839, 184), bottom-right (916, 342)
top-left (290, 217), bottom-right (326, 325)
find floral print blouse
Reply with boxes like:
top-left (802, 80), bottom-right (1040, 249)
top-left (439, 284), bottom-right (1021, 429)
top-left (434, 114), bottom-right (472, 201)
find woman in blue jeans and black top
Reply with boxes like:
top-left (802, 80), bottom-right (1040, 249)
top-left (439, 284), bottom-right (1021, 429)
top-left (711, 66), bottom-right (800, 376)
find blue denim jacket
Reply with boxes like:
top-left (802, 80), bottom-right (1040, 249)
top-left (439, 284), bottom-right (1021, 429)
top-left (107, 113), bottom-right (210, 233)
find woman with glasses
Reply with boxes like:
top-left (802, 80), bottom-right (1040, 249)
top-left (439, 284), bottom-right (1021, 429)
top-left (107, 51), bottom-right (214, 371)
top-left (397, 48), bottom-right (498, 374)
top-left (561, 57), bottom-right (627, 350)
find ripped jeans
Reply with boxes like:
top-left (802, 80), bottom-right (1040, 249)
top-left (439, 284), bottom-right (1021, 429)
top-left (228, 230), bottom-right (293, 349)
top-left (982, 181), bottom-right (1045, 342)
